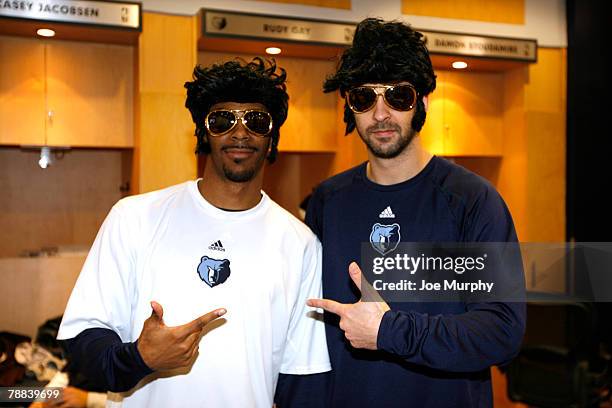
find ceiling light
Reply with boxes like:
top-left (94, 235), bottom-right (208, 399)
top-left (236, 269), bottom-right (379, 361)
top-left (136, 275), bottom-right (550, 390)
top-left (452, 61), bottom-right (468, 69)
top-left (265, 47), bottom-right (281, 55)
top-left (37, 28), bottom-right (56, 37)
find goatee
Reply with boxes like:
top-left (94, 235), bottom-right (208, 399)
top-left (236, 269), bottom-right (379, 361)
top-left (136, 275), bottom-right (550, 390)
top-left (361, 122), bottom-right (416, 159)
top-left (222, 164), bottom-right (256, 183)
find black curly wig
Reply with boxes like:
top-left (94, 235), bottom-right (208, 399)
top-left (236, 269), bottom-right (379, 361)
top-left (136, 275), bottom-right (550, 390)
top-left (184, 57), bottom-right (288, 163)
top-left (324, 18), bottom-right (436, 135)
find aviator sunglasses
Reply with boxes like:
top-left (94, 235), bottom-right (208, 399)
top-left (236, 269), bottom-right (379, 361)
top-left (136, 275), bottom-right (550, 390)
top-left (205, 109), bottom-right (273, 137)
top-left (346, 84), bottom-right (418, 113)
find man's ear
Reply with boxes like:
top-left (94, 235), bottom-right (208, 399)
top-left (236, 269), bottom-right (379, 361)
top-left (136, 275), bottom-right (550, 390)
top-left (422, 94), bottom-right (429, 113)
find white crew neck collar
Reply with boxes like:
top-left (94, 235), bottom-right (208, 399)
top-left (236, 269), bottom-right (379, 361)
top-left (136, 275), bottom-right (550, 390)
top-left (188, 179), bottom-right (269, 219)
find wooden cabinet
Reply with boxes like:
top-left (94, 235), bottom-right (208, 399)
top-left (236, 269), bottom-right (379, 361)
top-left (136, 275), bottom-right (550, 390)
top-left (0, 36), bottom-right (46, 146)
top-left (419, 81), bottom-right (445, 154)
top-left (0, 255), bottom-right (86, 337)
top-left (442, 71), bottom-right (503, 156)
top-left (420, 70), bottom-right (503, 156)
top-left (275, 56), bottom-right (337, 152)
top-left (46, 40), bottom-right (134, 147)
top-left (0, 35), bottom-right (133, 148)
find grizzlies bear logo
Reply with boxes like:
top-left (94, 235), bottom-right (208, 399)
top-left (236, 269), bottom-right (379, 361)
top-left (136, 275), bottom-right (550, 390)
top-left (370, 223), bottom-right (401, 255)
top-left (197, 256), bottom-right (231, 288)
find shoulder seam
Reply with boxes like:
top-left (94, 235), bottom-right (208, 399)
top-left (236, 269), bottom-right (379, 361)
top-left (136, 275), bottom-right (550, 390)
top-left (425, 174), bottom-right (466, 239)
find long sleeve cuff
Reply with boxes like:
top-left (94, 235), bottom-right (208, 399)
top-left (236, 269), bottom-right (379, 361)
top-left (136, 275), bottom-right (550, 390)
top-left (110, 340), bottom-right (154, 387)
top-left (376, 310), bottom-right (411, 356)
top-left (62, 328), bottom-right (154, 393)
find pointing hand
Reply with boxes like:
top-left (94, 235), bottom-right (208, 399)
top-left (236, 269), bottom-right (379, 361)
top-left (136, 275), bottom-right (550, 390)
top-left (137, 301), bottom-right (226, 371)
top-left (308, 262), bottom-right (389, 350)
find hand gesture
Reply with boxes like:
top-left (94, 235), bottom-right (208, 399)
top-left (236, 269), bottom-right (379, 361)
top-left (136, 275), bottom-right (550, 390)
top-left (137, 301), bottom-right (226, 371)
top-left (307, 262), bottom-right (390, 350)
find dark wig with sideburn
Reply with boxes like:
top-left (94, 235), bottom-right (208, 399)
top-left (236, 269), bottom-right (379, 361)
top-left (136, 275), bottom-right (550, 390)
top-left (184, 57), bottom-right (289, 163)
top-left (324, 18), bottom-right (437, 135)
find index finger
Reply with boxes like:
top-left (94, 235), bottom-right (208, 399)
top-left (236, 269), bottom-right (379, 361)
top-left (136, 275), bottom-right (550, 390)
top-left (307, 298), bottom-right (346, 316)
top-left (176, 308), bottom-right (226, 337)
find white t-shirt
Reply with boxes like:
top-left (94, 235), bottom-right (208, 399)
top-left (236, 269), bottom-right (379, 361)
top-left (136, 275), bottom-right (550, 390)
top-left (58, 180), bottom-right (331, 408)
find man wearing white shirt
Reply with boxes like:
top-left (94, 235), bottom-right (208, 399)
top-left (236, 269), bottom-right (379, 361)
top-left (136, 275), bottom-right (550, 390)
top-left (57, 57), bottom-right (330, 408)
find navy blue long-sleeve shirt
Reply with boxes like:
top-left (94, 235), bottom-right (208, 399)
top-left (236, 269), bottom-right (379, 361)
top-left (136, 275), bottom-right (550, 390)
top-left (277, 156), bottom-right (525, 407)
top-left (60, 328), bottom-right (153, 392)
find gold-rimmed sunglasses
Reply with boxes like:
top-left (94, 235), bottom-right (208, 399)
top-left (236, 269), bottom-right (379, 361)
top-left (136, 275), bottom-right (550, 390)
top-left (346, 84), bottom-right (418, 113)
top-left (205, 109), bottom-right (273, 137)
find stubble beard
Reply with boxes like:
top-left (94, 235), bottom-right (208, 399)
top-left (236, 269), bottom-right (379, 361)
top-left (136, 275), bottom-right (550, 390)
top-left (359, 122), bottom-right (417, 159)
top-left (222, 162), bottom-right (257, 183)
top-left (219, 145), bottom-right (268, 183)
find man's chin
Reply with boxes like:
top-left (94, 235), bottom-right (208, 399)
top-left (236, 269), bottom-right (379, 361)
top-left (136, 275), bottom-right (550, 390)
top-left (222, 166), bottom-right (256, 183)
top-left (368, 147), bottom-right (403, 159)
top-left (363, 131), bottom-right (415, 159)
top-left (366, 140), bottom-right (405, 159)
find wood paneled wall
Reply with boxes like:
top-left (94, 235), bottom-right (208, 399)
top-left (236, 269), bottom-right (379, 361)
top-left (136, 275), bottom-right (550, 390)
top-left (0, 147), bottom-right (128, 258)
top-left (403, 0), bottom-right (525, 24)
top-left (420, 71), bottom-right (505, 157)
top-left (45, 40), bottom-right (134, 147)
top-left (0, 255), bottom-right (85, 338)
top-left (0, 36), bottom-right (133, 148)
top-left (0, 35), bottom-right (45, 145)
top-left (262, 153), bottom-right (335, 218)
top-left (524, 48), bottom-right (566, 242)
top-left (499, 48), bottom-right (567, 243)
top-left (133, 12), bottom-right (199, 194)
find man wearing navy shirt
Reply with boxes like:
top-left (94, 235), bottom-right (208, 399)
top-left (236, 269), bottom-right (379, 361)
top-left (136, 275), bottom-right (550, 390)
top-left (275, 18), bottom-right (525, 407)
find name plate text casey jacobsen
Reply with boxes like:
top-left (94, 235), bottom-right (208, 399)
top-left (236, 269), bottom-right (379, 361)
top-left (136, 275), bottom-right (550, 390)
top-left (0, 0), bottom-right (140, 29)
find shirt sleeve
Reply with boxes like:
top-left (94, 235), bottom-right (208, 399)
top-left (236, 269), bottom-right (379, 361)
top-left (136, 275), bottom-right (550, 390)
top-left (376, 187), bottom-right (526, 372)
top-left (56, 202), bottom-right (153, 392)
top-left (279, 237), bottom-right (331, 375)
top-left (274, 371), bottom-right (331, 408)
top-left (57, 201), bottom-right (137, 341)
top-left (61, 328), bottom-right (152, 393)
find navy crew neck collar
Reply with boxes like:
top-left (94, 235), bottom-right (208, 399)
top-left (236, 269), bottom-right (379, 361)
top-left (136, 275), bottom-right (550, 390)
top-left (357, 156), bottom-right (438, 192)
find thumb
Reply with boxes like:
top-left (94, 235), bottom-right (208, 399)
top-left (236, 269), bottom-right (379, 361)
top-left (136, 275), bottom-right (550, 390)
top-left (349, 262), bottom-right (382, 302)
top-left (150, 301), bottom-right (164, 324)
top-left (348, 262), bottom-right (363, 291)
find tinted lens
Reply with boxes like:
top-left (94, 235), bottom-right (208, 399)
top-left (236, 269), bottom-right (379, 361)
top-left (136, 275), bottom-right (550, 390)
top-left (244, 111), bottom-right (272, 135)
top-left (207, 111), bottom-right (236, 135)
top-left (384, 85), bottom-right (417, 111)
top-left (348, 87), bottom-right (377, 112)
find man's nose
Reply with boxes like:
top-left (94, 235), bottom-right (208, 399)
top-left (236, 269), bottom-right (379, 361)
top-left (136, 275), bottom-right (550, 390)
top-left (231, 120), bottom-right (251, 140)
top-left (372, 95), bottom-right (391, 122)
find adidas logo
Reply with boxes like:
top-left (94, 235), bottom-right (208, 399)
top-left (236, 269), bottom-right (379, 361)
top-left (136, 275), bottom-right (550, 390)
top-left (208, 240), bottom-right (225, 252)
top-left (379, 206), bottom-right (395, 219)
